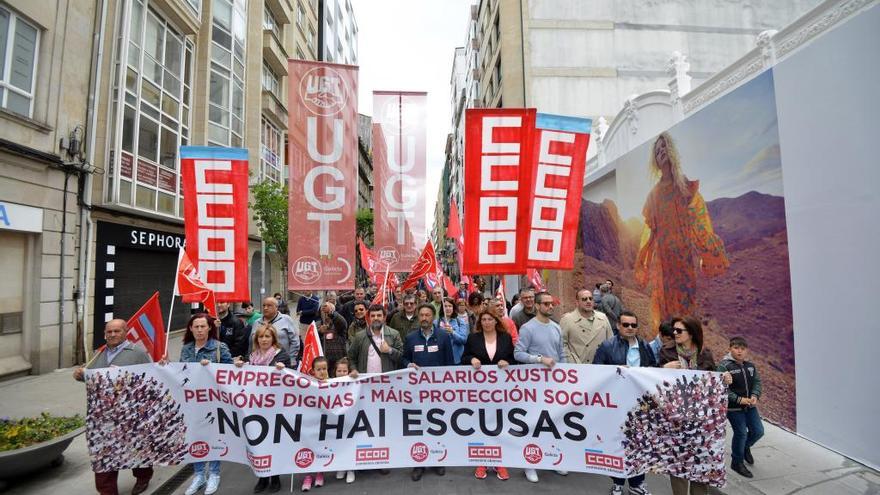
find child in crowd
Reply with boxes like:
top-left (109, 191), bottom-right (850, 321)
top-left (302, 357), bottom-right (330, 491)
top-left (717, 337), bottom-right (764, 478)
top-left (333, 358), bottom-right (356, 484)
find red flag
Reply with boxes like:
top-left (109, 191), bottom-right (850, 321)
top-left (442, 273), bottom-right (458, 296)
top-left (298, 322), bottom-right (324, 375)
top-left (400, 240), bottom-right (438, 291)
top-left (288, 60), bottom-right (358, 290)
top-left (179, 146), bottom-right (250, 301)
top-left (495, 278), bottom-right (509, 318)
top-left (372, 91), bottom-right (428, 272)
top-left (447, 199), bottom-right (465, 269)
top-left (527, 268), bottom-right (547, 292)
top-left (463, 108), bottom-right (535, 275)
top-left (524, 113), bottom-right (591, 269)
top-left (175, 248), bottom-right (217, 317)
top-left (125, 292), bottom-right (165, 361)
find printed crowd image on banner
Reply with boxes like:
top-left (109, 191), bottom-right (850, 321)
top-left (579, 70), bottom-right (796, 429)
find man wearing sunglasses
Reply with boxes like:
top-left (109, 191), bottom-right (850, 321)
top-left (560, 289), bottom-right (613, 364)
top-left (388, 294), bottom-right (421, 339)
top-left (593, 310), bottom-right (657, 495)
top-left (513, 291), bottom-right (567, 483)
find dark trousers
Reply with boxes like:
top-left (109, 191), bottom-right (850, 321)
top-left (727, 407), bottom-right (764, 463)
top-left (611, 473), bottom-right (645, 487)
top-left (94, 467), bottom-right (153, 495)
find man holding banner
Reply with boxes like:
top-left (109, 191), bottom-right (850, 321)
top-left (74, 319), bottom-right (153, 495)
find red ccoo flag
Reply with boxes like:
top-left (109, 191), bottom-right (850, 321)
top-left (125, 292), bottom-right (166, 361)
top-left (175, 248), bottom-right (217, 317)
top-left (400, 240), bottom-right (438, 291)
top-left (298, 322), bottom-right (324, 375)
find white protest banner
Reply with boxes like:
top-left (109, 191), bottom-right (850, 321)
top-left (85, 364), bottom-right (727, 487)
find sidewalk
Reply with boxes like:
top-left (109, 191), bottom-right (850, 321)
top-left (2, 341), bottom-right (877, 494)
top-left (0, 332), bottom-right (185, 495)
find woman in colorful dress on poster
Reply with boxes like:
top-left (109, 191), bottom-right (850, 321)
top-left (634, 132), bottom-right (729, 331)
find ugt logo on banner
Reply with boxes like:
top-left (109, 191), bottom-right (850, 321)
top-left (179, 146), bottom-right (249, 301)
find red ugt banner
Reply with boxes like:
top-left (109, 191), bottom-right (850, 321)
top-left (463, 109), bottom-right (535, 275)
top-left (372, 92), bottom-right (427, 272)
top-left (180, 146), bottom-right (249, 301)
top-left (288, 60), bottom-right (358, 290)
top-left (525, 114), bottom-right (591, 269)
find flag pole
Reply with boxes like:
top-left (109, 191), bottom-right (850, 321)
top-left (166, 248), bottom-right (184, 358)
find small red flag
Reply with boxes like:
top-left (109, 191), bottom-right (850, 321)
top-left (175, 248), bottom-right (217, 317)
top-left (298, 322), bottom-right (324, 375)
top-left (125, 292), bottom-right (165, 361)
top-left (401, 240), bottom-right (438, 291)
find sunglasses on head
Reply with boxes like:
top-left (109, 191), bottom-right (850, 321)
top-left (620, 322), bottom-right (638, 328)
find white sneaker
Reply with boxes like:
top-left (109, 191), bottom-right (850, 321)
top-left (336, 471), bottom-right (346, 480)
top-left (345, 470), bottom-right (356, 483)
top-left (610, 485), bottom-right (623, 495)
top-left (629, 485), bottom-right (652, 495)
top-left (524, 469), bottom-right (539, 483)
top-left (185, 474), bottom-right (206, 495)
top-left (205, 473), bottom-right (220, 495)
top-left (556, 470), bottom-right (569, 476)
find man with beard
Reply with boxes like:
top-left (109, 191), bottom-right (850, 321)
top-left (401, 304), bottom-right (454, 480)
top-left (510, 287), bottom-right (537, 330)
top-left (559, 289), bottom-right (612, 364)
top-left (593, 311), bottom-right (657, 495)
top-left (217, 301), bottom-right (249, 359)
top-left (347, 304), bottom-right (403, 374)
top-left (514, 291), bottom-right (567, 483)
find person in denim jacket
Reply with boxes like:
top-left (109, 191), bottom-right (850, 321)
top-left (173, 313), bottom-right (233, 495)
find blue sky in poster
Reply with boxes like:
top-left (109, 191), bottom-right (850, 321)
top-left (614, 70), bottom-right (783, 221)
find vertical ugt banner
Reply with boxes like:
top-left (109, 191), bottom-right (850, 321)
top-left (288, 61), bottom-right (358, 290)
top-left (372, 92), bottom-right (427, 272)
top-left (463, 109), bottom-right (535, 275)
top-left (526, 114), bottom-right (591, 269)
top-left (180, 146), bottom-right (249, 301)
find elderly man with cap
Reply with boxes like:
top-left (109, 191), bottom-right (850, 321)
top-left (74, 319), bottom-right (153, 495)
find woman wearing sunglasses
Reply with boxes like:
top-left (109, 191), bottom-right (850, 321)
top-left (657, 316), bottom-right (732, 495)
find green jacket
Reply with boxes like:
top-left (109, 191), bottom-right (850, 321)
top-left (347, 326), bottom-right (403, 373)
top-left (387, 311), bottom-right (421, 340)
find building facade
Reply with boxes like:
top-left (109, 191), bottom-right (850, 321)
top-left (0, 0), bottom-right (97, 376)
top-left (0, 0), bottom-right (347, 376)
top-left (317, 0), bottom-right (356, 64)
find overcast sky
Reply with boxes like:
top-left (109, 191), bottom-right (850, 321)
top-left (351, 0), bottom-right (475, 234)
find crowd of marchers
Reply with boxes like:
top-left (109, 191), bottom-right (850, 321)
top-left (75, 280), bottom-right (765, 495)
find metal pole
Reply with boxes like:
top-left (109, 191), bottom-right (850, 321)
top-left (58, 172), bottom-right (70, 368)
top-left (260, 239), bottom-right (266, 300)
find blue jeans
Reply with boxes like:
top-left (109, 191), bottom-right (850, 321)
top-left (192, 460), bottom-right (221, 477)
top-left (612, 474), bottom-right (644, 487)
top-left (727, 407), bottom-right (764, 463)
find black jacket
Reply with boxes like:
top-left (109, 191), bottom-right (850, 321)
top-left (461, 332), bottom-right (516, 366)
top-left (593, 335), bottom-right (657, 367)
top-left (717, 354), bottom-right (763, 410)
top-left (219, 311), bottom-right (249, 359)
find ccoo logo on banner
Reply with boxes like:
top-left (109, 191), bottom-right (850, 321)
top-left (179, 146), bottom-right (250, 301)
top-left (288, 61), bottom-right (358, 290)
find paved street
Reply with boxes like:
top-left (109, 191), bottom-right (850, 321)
top-left (165, 423), bottom-right (880, 495)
